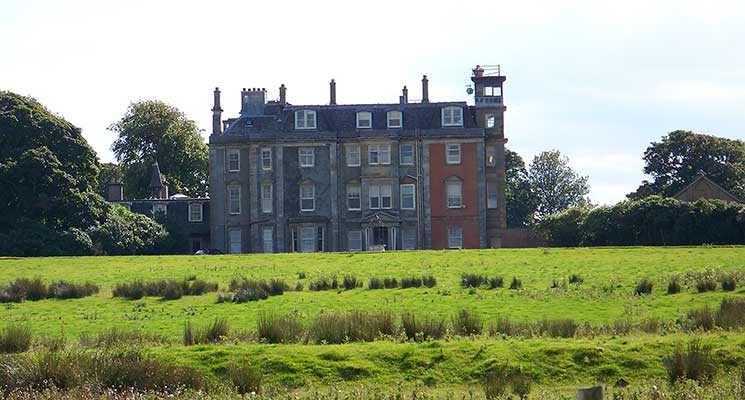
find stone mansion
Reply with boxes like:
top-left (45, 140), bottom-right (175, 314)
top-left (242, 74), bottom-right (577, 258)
top-left (208, 66), bottom-right (508, 253)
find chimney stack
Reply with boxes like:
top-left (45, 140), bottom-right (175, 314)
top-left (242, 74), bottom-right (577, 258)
top-left (402, 86), bottom-right (408, 104)
top-left (421, 75), bottom-right (429, 103)
top-left (329, 79), bottom-right (337, 105)
top-left (279, 84), bottom-right (287, 105)
top-left (212, 87), bottom-right (222, 135)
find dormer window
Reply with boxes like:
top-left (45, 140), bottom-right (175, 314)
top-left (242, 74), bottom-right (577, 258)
top-left (356, 111), bottom-right (372, 129)
top-left (387, 111), bottom-right (402, 128)
top-left (441, 106), bottom-right (463, 127)
top-left (295, 110), bottom-right (316, 130)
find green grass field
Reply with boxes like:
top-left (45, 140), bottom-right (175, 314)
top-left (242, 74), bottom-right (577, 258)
top-left (1, 247), bottom-right (744, 393)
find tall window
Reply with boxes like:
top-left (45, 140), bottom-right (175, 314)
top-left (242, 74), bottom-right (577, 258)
top-left (299, 147), bottom-right (314, 167)
top-left (446, 179), bottom-right (463, 208)
top-left (261, 182), bottom-right (273, 213)
top-left (300, 183), bottom-right (315, 211)
top-left (379, 144), bottom-right (391, 164)
top-left (262, 227), bottom-right (273, 253)
top-left (387, 111), bottom-right (402, 128)
top-left (369, 184), bottom-right (392, 209)
top-left (347, 184), bottom-right (361, 210)
top-left (400, 184), bottom-right (416, 210)
top-left (400, 144), bottom-right (414, 165)
top-left (368, 144), bottom-right (380, 165)
top-left (446, 144), bottom-right (461, 164)
top-left (188, 203), bottom-right (203, 222)
top-left (261, 148), bottom-right (272, 170)
top-left (486, 146), bottom-right (496, 167)
top-left (348, 231), bottom-right (362, 251)
top-left (228, 149), bottom-right (240, 172)
top-left (300, 227), bottom-right (315, 252)
top-left (229, 229), bottom-right (241, 254)
top-left (442, 106), bottom-right (463, 126)
top-left (402, 229), bottom-right (416, 250)
top-left (295, 110), bottom-right (316, 129)
top-left (487, 181), bottom-right (497, 209)
top-left (356, 111), bottom-right (372, 129)
top-left (447, 226), bottom-right (463, 249)
top-left (228, 186), bottom-right (241, 214)
top-left (346, 144), bottom-right (361, 166)
top-left (485, 114), bottom-right (496, 129)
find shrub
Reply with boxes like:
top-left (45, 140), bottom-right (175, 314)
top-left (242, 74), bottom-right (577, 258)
top-left (383, 277), bottom-right (398, 289)
top-left (294, 282), bottom-right (304, 291)
top-left (422, 275), bottom-right (437, 288)
top-left (114, 278), bottom-right (217, 300)
top-left (509, 277), bottom-right (522, 290)
top-left (667, 276), bottom-right (681, 294)
top-left (368, 277), bottom-right (383, 290)
top-left (568, 274), bottom-right (584, 284)
top-left (297, 271), bottom-right (306, 279)
top-left (400, 276), bottom-right (423, 289)
top-left (309, 276), bottom-right (335, 291)
top-left (226, 362), bottom-right (262, 394)
top-left (257, 312), bottom-right (304, 344)
top-left (483, 365), bottom-right (510, 399)
top-left (10, 278), bottom-right (47, 302)
top-left (694, 272), bottom-right (718, 293)
top-left (452, 309), bottom-right (482, 336)
top-left (488, 276), bottom-right (504, 289)
top-left (310, 311), bottom-right (394, 344)
top-left (401, 313), bottom-right (447, 341)
top-left (227, 278), bottom-right (285, 302)
top-left (715, 297), bottom-right (745, 329)
top-left (510, 370), bottom-right (533, 399)
top-left (186, 279), bottom-right (218, 295)
top-left (461, 273), bottom-right (486, 288)
top-left (664, 339), bottom-right (717, 385)
top-left (536, 319), bottom-right (577, 338)
top-left (162, 280), bottom-right (183, 300)
top-left (112, 280), bottom-right (145, 300)
top-left (687, 306), bottom-right (714, 331)
top-left (0, 324), bottom-right (32, 353)
top-left (721, 273), bottom-right (737, 291)
top-left (635, 278), bottom-right (653, 295)
top-left (342, 275), bottom-right (360, 290)
top-left (47, 281), bottom-right (99, 299)
top-left (268, 279), bottom-right (289, 296)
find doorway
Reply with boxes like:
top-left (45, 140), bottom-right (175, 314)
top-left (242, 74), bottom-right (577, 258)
top-left (373, 227), bottom-right (389, 249)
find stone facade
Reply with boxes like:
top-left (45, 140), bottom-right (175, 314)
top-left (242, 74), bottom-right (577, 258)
top-left (208, 66), bottom-right (507, 253)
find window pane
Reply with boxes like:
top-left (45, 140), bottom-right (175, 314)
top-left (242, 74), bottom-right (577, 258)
top-left (262, 148), bottom-right (272, 169)
top-left (448, 226), bottom-right (463, 249)
top-left (347, 145), bottom-right (360, 166)
top-left (228, 150), bottom-right (240, 171)
top-left (400, 185), bottom-right (415, 209)
top-left (400, 145), bottom-right (414, 165)
top-left (486, 146), bottom-right (496, 167)
top-left (446, 144), bottom-right (461, 164)
top-left (295, 111), bottom-right (305, 129)
top-left (300, 227), bottom-right (315, 253)
top-left (228, 186), bottom-right (241, 214)
top-left (262, 227), bottom-right (273, 253)
top-left (369, 185), bottom-right (380, 209)
top-left (486, 114), bottom-right (495, 129)
top-left (369, 145), bottom-right (379, 164)
top-left (262, 183), bottom-right (272, 213)
top-left (229, 230), bottom-right (241, 254)
top-left (348, 231), bottom-right (362, 251)
top-left (299, 148), bottom-right (314, 167)
top-left (306, 111), bottom-right (316, 128)
top-left (381, 185), bottom-right (392, 209)
top-left (387, 111), bottom-right (402, 128)
top-left (447, 181), bottom-right (462, 208)
top-left (402, 229), bottom-right (416, 250)
top-left (300, 184), bottom-right (314, 211)
top-left (189, 203), bottom-right (202, 221)
top-left (347, 185), bottom-right (361, 210)
top-left (380, 144), bottom-right (390, 164)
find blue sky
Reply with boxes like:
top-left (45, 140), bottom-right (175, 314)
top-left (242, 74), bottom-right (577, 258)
top-left (2, 0), bottom-right (744, 204)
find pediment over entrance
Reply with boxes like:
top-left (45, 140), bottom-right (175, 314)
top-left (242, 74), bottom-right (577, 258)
top-left (361, 211), bottom-right (400, 227)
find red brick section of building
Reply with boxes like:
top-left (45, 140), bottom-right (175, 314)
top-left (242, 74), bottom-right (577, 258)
top-left (429, 142), bottom-right (481, 249)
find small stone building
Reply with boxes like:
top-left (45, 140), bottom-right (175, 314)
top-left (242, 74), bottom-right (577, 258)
top-left (672, 171), bottom-right (742, 203)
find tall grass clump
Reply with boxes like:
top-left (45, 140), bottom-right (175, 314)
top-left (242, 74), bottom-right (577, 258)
top-left (47, 281), bottom-right (99, 299)
top-left (488, 276), bottom-right (504, 289)
top-left (400, 276), bottom-right (423, 289)
top-left (308, 276), bottom-right (337, 291)
top-left (257, 312), bottom-right (304, 344)
top-left (461, 273), bottom-right (486, 288)
top-left (635, 278), bottom-right (653, 295)
top-left (383, 277), bottom-right (398, 289)
top-left (368, 277), bottom-right (383, 290)
top-left (0, 324), bottom-right (32, 353)
top-left (483, 364), bottom-right (510, 399)
top-left (226, 362), bottom-right (262, 394)
top-left (0, 278), bottom-right (48, 302)
top-left (342, 275), bottom-right (361, 290)
top-left (568, 274), bottom-right (584, 284)
top-left (310, 311), bottom-right (394, 344)
top-left (687, 306), bottom-right (714, 331)
top-left (509, 277), bottom-right (522, 290)
top-left (693, 270), bottom-right (718, 293)
top-left (536, 319), bottom-right (578, 338)
top-left (114, 278), bottom-right (218, 300)
top-left (667, 276), bottom-right (681, 294)
top-left (664, 339), bottom-right (717, 385)
top-left (226, 278), bottom-right (287, 302)
top-left (401, 313), bottom-right (447, 341)
top-left (184, 318), bottom-right (229, 345)
top-left (715, 297), bottom-right (745, 329)
top-left (422, 275), bottom-right (437, 288)
top-left (452, 309), bottom-right (482, 335)
top-left (720, 272), bottom-right (737, 291)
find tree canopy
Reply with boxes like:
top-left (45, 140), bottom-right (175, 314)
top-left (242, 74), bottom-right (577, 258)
top-left (528, 150), bottom-right (590, 219)
top-left (628, 130), bottom-right (745, 200)
top-left (109, 101), bottom-right (208, 199)
top-left (505, 149), bottom-right (536, 227)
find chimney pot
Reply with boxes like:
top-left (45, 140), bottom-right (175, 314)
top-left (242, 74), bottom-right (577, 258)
top-left (329, 79), bottom-right (337, 105)
top-left (421, 75), bottom-right (429, 103)
top-left (279, 84), bottom-right (287, 105)
top-left (402, 85), bottom-right (409, 104)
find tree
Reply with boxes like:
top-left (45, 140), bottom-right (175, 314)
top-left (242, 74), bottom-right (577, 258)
top-left (505, 149), bottom-right (536, 227)
top-left (628, 130), bottom-right (745, 200)
top-left (528, 150), bottom-right (590, 219)
top-left (96, 162), bottom-right (123, 199)
top-left (88, 204), bottom-right (168, 255)
top-left (109, 101), bottom-right (208, 199)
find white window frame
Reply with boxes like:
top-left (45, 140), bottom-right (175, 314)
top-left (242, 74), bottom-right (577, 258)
top-left (300, 183), bottom-right (315, 211)
top-left (400, 184), bottom-right (416, 210)
top-left (228, 185), bottom-right (241, 215)
top-left (441, 106), bottom-right (463, 127)
top-left (368, 144), bottom-right (380, 165)
top-left (400, 144), bottom-right (414, 165)
top-left (153, 203), bottom-right (167, 216)
top-left (188, 203), bottom-right (203, 222)
top-left (379, 144), bottom-right (391, 165)
top-left (447, 226), bottom-right (463, 249)
top-left (346, 144), bottom-right (361, 166)
top-left (446, 144), bottom-right (461, 165)
top-left (402, 229), bottom-right (417, 250)
top-left (369, 185), bottom-right (380, 209)
top-left (347, 184), bottom-right (361, 211)
top-left (299, 147), bottom-right (314, 167)
top-left (295, 110), bottom-right (316, 130)
top-left (387, 110), bottom-right (402, 128)
top-left (356, 111), bottom-right (372, 129)
top-left (446, 179), bottom-right (463, 209)
top-left (300, 226), bottom-right (316, 253)
top-left (261, 182), bottom-right (273, 213)
top-left (380, 184), bottom-right (392, 209)
top-left (348, 231), bottom-right (362, 251)
top-left (261, 148), bottom-right (272, 170)
top-left (228, 149), bottom-right (240, 172)
top-left (485, 113), bottom-right (496, 129)
top-left (262, 226), bottom-right (273, 253)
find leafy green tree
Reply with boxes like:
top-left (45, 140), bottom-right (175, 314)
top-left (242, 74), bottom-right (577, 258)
top-left (628, 130), bottom-right (745, 200)
top-left (88, 204), bottom-right (168, 255)
top-left (528, 150), bottom-right (590, 219)
top-left (505, 149), bottom-right (536, 227)
top-left (109, 101), bottom-right (208, 199)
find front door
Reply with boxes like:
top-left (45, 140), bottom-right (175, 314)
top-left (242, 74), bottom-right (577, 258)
top-left (373, 227), bottom-right (389, 249)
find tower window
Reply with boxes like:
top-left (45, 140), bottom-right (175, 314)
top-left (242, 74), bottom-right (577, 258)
top-left (485, 114), bottom-right (496, 129)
